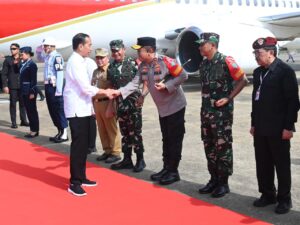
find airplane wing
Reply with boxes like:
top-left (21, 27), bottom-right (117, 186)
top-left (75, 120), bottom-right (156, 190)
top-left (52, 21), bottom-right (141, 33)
top-left (259, 12), bottom-right (300, 40)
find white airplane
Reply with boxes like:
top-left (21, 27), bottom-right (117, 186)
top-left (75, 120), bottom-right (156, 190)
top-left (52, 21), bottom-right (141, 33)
top-left (1, 0), bottom-right (300, 74)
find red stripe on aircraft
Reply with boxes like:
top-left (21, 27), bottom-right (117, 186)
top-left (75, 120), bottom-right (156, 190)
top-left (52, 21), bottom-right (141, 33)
top-left (0, 0), bottom-right (145, 38)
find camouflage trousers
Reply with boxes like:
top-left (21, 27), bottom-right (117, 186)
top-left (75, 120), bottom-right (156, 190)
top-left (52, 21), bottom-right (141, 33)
top-left (118, 107), bottom-right (144, 155)
top-left (201, 115), bottom-right (233, 178)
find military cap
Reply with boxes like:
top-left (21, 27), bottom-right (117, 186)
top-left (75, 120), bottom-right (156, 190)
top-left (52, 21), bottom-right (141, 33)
top-left (132, 37), bottom-right (156, 50)
top-left (252, 37), bottom-right (277, 49)
top-left (109, 39), bottom-right (125, 50)
top-left (20, 46), bottom-right (34, 56)
top-left (95, 48), bottom-right (109, 57)
top-left (195, 32), bottom-right (220, 45)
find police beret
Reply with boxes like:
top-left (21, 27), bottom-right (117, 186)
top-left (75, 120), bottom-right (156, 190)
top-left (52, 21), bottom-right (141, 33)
top-left (109, 39), bottom-right (124, 50)
top-left (95, 48), bottom-right (109, 57)
top-left (20, 46), bottom-right (34, 56)
top-left (132, 37), bottom-right (156, 50)
top-left (252, 37), bottom-right (277, 49)
top-left (195, 32), bottom-right (219, 45)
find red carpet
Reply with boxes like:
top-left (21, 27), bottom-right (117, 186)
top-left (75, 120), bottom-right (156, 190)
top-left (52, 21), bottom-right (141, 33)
top-left (0, 132), bottom-right (270, 225)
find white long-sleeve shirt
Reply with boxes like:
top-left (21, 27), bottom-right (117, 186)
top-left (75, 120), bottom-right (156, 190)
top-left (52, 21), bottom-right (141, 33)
top-left (63, 52), bottom-right (98, 118)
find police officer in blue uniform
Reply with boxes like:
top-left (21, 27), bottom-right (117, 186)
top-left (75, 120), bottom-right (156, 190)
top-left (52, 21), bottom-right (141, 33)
top-left (19, 46), bottom-right (39, 138)
top-left (39, 37), bottom-right (68, 143)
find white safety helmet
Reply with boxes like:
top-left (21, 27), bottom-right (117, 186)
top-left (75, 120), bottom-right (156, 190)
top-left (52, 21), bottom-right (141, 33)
top-left (42, 37), bottom-right (56, 46)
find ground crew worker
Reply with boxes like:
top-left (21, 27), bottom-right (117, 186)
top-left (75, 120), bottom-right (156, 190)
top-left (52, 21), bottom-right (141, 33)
top-left (107, 39), bottom-right (146, 173)
top-left (251, 37), bottom-right (300, 214)
top-left (39, 37), bottom-right (68, 143)
top-left (131, 37), bottom-right (188, 185)
top-left (91, 48), bottom-right (121, 163)
top-left (197, 33), bottom-right (248, 198)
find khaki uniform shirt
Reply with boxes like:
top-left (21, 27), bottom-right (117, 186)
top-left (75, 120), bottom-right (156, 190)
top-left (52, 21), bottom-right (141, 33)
top-left (91, 64), bottom-right (110, 89)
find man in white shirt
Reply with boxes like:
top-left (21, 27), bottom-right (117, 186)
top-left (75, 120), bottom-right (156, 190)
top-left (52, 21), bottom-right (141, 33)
top-left (64, 33), bottom-right (116, 197)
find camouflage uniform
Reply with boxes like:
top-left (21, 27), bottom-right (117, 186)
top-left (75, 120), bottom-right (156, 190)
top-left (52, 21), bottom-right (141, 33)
top-left (199, 51), bottom-right (234, 178)
top-left (108, 56), bottom-right (144, 155)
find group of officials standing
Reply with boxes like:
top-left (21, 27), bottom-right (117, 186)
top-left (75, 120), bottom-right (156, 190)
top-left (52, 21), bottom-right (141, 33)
top-left (1, 31), bottom-right (299, 214)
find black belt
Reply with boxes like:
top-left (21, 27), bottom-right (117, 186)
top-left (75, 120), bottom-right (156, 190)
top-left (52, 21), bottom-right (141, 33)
top-left (98, 97), bottom-right (109, 102)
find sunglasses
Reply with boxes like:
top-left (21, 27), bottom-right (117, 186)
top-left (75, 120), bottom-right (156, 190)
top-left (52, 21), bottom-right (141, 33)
top-left (10, 48), bottom-right (18, 50)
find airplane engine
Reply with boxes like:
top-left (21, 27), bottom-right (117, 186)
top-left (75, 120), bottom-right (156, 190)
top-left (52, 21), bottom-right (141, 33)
top-left (175, 26), bottom-right (203, 74)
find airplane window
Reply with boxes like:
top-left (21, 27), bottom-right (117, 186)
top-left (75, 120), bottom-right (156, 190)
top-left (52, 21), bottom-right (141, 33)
top-left (282, 0), bottom-right (286, 7)
top-left (297, 1), bottom-right (300, 8)
top-left (203, 0), bottom-right (208, 4)
top-left (268, 0), bottom-right (272, 6)
top-left (254, 0), bottom-right (258, 6)
top-left (246, 0), bottom-right (250, 6)
top-left (289, 1), bottom-right (293, 7)
top-left (261, 0), bottom-right (265, 6)
top-left (219, 0), bottom-right (223, 5)
top-left (228, 0), bottom-right (233, 5)
top-left (275, 0), bottom-right (279, 7)
top-left (238, 0), bottom-right (242, 5)
top-left (185, 0), bottom-right (190, 3)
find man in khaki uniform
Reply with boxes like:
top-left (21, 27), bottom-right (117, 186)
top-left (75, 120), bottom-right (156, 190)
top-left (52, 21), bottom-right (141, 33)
top-left (92, 48), bottom-right (121, 163)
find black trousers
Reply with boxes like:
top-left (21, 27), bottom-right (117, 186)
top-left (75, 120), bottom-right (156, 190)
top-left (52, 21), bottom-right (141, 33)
top-left (23, 94), bottom-right (39, 132)
top-left (89, 116), bottom-right (97, 149)
top-left (254, 135), bottom-right (291, 202)
top-left (159, 107), bottom-right (185, 163)
top-left (69, 116), bottom-right (94, 185)
top-left (9, 89), bottom-right (27, 125)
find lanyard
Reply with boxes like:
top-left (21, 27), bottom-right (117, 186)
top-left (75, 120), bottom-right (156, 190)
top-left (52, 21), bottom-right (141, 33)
top-left (255, 69), bottom-right (269, 101)
top-left (259, 70), bottom-right (270, 85)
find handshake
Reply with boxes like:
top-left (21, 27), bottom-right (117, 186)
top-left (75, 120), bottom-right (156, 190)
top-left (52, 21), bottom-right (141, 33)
top-left (95, 88), bottom-right (121, 100)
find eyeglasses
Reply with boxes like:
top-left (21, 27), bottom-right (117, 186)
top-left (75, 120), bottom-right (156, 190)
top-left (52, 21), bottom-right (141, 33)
top-left (10, 48), bottom-right (18, 50)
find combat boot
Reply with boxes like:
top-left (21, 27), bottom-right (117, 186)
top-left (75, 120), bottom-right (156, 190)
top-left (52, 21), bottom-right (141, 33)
top-left (150, 158), bottom-right (168, 181)
top-left (133, 153), bottom-right (146, 173)
top-left (211, 176), bottom-right (230, 198)
top-left (111, 153), bottom-right (133, 170)
top-left (159, 160), bottom-right (180, 185)
top-left (199, 175), bottom-right (218, 194)
top-left (54, 128), bottom-right (69, 143)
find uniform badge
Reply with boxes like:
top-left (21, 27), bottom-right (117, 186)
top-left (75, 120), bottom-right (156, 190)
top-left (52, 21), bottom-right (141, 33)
top-left (225, 56), bottom-right (244, 81)
top-left (54, 56), bottom-right (63, 71)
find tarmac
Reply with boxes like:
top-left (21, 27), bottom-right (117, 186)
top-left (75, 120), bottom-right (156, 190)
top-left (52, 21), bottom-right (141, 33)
top-left (0, 58), bottom-right (300, 225)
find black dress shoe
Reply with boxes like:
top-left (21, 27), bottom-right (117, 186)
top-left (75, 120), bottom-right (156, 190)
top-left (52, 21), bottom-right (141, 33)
top-left (275, 200), bottom-right (292, 214)
top-left (11, 124), bottom-right (18, 129)
top-left (49, 132), bottom-right (61, 142)
top-left (111, 157), bottom-right (133, 170)
top-left (54, 136), bottom-right (69, 143)
top-left (150, 168), bottom-right (168, 181)
top-left (133, 159), bottom-right (146, 172)
top-left (24, 132), bottom-right (39, 138)
top-left (253, 194), bottom-right (277, 207)
top-left (88, 146), bottom-right (97, 154)
top-left (105, 155), bottom-right (121, 163)
top-left (159, 171), bottom-right (180, 185)
top-left (20, 121), bottom-right (30, 127)
top-left (211, 184), bottom-right (230, 198)
top-left (39, 95), bottom-right (45, 101)
top-left (96, 153), bottom-right (110, 161)
top-left (199, 180), bottom-right (218, 194)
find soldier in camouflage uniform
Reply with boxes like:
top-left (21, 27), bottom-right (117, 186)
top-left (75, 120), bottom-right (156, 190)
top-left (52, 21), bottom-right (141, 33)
top-left (197, 33), bottom-right (248, 198)
top-left (107, 39), bottom-right (146, 173)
